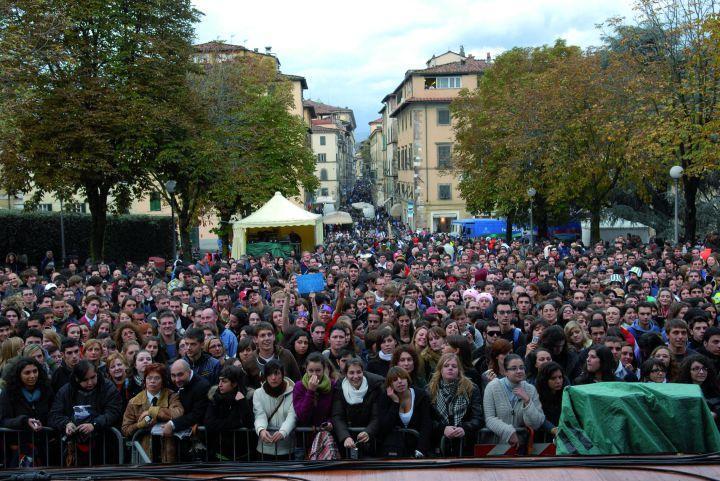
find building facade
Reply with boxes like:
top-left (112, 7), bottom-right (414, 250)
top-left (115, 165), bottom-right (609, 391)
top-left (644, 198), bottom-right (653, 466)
top-left (303, 100), bottom-right (356, 209)
top-left (381, 49), bottom-right (489, 232)
top-left (367, 118), bottom-right (385, 205)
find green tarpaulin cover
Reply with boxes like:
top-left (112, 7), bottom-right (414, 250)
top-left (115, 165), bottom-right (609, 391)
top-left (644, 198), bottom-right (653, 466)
top-left (246, 242), bottom-right (292, 259)
top-left (556, 382), bottom-right (720, 455)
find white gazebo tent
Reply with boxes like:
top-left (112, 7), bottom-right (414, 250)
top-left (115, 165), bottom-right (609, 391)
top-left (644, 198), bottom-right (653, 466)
top-left (231, 192), bottom-right (324, 257)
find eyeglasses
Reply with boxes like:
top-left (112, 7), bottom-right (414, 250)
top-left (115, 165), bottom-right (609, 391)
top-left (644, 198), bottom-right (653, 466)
top-left (486, 331), bottom-right (501, 337)
top-left (649, 368), bottom-right (666, 374)
top-left (506, 366), bottom-right (525, 372)
top-left (691, 366), bottom-right (708, 373)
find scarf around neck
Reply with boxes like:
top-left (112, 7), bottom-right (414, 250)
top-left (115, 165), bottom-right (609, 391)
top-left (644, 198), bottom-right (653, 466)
top-left (263, 380), bottom-right (287, 398)
top-left (302, 373), bottom-right (331, 393)
top-left (22, 388), bottom-right (41, 403)
top-left (342, 376), bottom-right (368, 405)
top-left (435, 379), bottom-right (469, 427)
top-left (378, 350), bottom-right (393, 362)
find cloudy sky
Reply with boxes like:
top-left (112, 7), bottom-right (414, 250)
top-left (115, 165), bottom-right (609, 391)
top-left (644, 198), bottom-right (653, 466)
top-left (193, 0), bottom-right (636, 140)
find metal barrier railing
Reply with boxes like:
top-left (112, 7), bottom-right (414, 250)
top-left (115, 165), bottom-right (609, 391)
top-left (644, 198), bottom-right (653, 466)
top-left (439, 427), bottom-right (533, 457)
top-left (0, 426), bottom-right (124, 468)
top-left (5, 424), bottom-right (555, 468)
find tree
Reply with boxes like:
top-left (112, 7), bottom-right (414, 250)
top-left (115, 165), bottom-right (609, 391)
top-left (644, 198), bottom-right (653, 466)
top-left (0, 0), bottom-right (200, 260)
top-left (534, 50), bottom-right (659, 243)
top-left (452, 41), bottom-right (580, 240)
top-left (155, 51), bottom-right (318, 259)
top-left (609, 0), bottom-right (720, 242)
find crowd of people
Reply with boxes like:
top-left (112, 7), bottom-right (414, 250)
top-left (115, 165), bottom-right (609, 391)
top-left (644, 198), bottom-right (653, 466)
top-left (1, 228), bottom-right (720, 465)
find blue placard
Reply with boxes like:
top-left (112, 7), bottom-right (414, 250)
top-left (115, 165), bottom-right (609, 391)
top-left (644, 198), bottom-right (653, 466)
top-left (296, 273), bottom-right (326, 295)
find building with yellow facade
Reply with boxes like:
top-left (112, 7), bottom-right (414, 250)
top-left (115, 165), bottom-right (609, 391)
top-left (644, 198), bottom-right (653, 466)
top-left (380, 49), bottom-right (490, 232)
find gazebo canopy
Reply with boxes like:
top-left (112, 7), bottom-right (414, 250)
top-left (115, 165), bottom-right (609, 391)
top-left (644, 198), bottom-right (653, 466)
top-left (231, 192), bottom-right (324, 257)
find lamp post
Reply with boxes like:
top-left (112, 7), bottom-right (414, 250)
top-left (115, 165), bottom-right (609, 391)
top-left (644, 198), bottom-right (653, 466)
top-left (527, 187), bottom-right (536, 247)
top-left (669, 166), bottom-right (683, 246)
top-left (165, 180), bottom-right (177, 261)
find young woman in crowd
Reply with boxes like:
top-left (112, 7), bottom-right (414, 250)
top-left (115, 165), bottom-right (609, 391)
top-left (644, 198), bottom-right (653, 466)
top-left (481, 339), bottom-right (513, 389)
top-left (392, 345), bottom-right (427, 389)
top-left (427, 353), bottom-right (483, 456)
top-left (483, 354), bottom-right (545, 448)
top-left (126, 349), bottom-right (153, 400)
top-left (574, 345), bottom-right (617, 385)
top-left (420, 326), bottom-right (446, 381)
top-left (367, 328), bottom-right (398, 378)
top-left (641, 358), bottom-right (668, 383)
top-left (293, 352), bottom-right (337, 430)
top-left (677, 354), bottom-right (720, 418)
top-left (535, 361), bottom-right (567, 436)
top-left (377, 366), bottom-right (432, 457)
top-left (49, 360), bottom-right (122, 464)
top-left (332, 357), bottom-right (383, 457)
top-left (252, 360), bottom-right (296, 459)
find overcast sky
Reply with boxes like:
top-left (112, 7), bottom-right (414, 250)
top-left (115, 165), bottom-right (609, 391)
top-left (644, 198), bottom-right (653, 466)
top-left (193, 0), bottom-right (636, 140)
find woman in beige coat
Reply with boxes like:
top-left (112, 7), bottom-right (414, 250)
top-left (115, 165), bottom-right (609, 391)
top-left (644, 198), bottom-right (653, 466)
top-left (122, 363), bottom-right (183, 462)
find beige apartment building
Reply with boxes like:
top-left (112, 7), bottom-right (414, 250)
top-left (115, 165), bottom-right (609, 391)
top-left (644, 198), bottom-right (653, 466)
top-left (367, 118), bottom-right (385, 205)
top-left (4, 42), bottom-right (314, 251)
top-left (303, 100), bottom-right (356, 209)
top-left (380, 49), bottom-right (489, 232)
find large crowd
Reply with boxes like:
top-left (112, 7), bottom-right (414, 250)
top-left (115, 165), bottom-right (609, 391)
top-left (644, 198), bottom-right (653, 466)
top-left (1, 227), bottom-right (720, 465)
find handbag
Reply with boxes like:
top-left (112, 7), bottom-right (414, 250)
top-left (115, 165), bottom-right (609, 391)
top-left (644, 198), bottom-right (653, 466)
top-left (308, 430), bottom-right (340, 460)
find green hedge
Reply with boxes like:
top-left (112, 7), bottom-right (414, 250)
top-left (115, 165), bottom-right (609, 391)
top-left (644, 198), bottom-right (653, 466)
top-left (0, 210), bottom-right (173, 266)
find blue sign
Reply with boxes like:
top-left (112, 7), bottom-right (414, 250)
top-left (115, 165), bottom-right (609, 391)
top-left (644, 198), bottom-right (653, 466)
top-left (296, 273), bottom-right (326, 295)
top-left (407, 201), bottom-right (414, 218)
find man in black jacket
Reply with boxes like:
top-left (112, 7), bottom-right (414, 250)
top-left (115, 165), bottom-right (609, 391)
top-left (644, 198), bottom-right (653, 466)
top-left (163, 359), bottom-right (210, 436)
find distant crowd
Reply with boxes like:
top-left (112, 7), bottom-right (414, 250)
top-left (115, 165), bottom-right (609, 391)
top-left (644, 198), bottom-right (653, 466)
top-left (1, 229), bottom-right (720, 465)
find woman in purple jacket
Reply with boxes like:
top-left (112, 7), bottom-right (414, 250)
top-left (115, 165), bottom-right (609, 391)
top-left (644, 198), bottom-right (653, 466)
top-left (292, 352), bottom-right (338, 429)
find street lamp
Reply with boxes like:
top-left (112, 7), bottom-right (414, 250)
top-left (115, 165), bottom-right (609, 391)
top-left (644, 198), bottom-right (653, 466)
top-left (669, 166), bottom-right (683, 246)
top-left (165, 180), bottom-right (177, 261)
top-left (527, 187), bottom-right (536, 246)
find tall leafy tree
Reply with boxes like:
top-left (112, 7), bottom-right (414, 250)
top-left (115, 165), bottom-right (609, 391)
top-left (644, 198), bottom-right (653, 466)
top-left (0, 0), bottom-right (200, 260)
top-left (452, 41), bottom-right (580, 239)
top-left (609, 0), bottom-right (720, 242)
top-left (152, 52), bottom-right (318, 259)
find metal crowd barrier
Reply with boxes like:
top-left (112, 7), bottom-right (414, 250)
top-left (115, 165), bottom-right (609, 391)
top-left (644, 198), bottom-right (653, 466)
top-left (0, 426), bottom-right (124, 468)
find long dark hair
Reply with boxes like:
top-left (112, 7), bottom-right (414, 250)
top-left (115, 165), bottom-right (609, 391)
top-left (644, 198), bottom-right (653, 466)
top-left (70, 360), bottom-right (101, 394)
top-left (535, 361), bottom-right (566, 409)
top-left (284, 329), bottom-right (312, 367)
top-left (578, 345), bottom-right (616, 383)
top-left (677, 354), bottom-right (720, 398)
top-left (3, 357), bottom-right (51, 401)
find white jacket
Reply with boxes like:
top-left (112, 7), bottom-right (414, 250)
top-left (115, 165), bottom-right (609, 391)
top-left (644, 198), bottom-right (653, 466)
top-left (252, 378), bottom-right (297, 455)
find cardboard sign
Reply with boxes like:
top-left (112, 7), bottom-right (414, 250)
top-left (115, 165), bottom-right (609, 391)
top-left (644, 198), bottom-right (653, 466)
top-left (296, 273), bottom-right (326, 295)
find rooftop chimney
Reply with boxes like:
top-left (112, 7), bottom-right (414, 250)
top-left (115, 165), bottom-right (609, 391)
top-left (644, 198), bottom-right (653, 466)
top-left (253, 48), bottom-right (259, 52)
top-left (459, 45), bottom-right (465, 57)
top-left (265, 46), bottom-right (272, 54)
top-left (486, 52), bottom-right (491, 62)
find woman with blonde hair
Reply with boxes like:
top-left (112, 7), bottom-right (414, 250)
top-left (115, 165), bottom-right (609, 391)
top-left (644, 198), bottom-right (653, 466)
top-left (427, 352), bottom-right (483, 456)
top-left (564, 320), bottom-right (592, 352)
top-left (0, 337), bottom-right (24, 378)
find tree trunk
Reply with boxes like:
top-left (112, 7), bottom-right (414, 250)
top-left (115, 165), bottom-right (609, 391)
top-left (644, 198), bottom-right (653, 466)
top-left (683, 176), bottom-right (698, 243)
top-left (590, 206), bottom-right (601, 245)
top-left (536, 195), bottom-right (549, 240)
top-left (505, 212), bottom-right (514, 244)
top-left (86, 185), bottom-right (109, 262)
top-left (218, 208), bottom-right (233, 259)
top-left (177, 208), bottom-right (193, 262)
